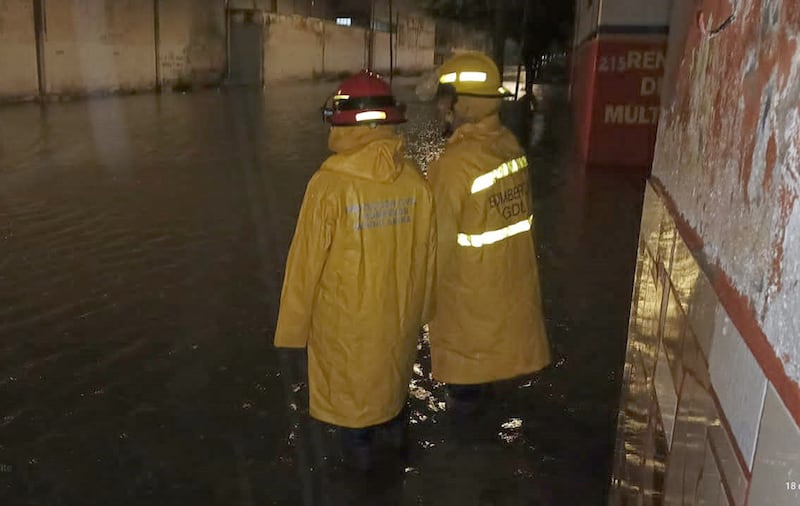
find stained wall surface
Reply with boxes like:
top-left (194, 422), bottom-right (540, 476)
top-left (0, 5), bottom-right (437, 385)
top-left (0, 0), bottom-right (437, 99)
top-left (611, 2), bottom-right (800, 504)
top-left (0, 0), bottom-right (39, 100)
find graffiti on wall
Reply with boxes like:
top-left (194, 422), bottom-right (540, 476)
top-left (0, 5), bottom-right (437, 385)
top-left (161, 50), bottom-right (190, 80)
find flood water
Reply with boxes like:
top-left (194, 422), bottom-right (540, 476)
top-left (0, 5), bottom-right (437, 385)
top-left (0, 80), bottom-right (645, 505)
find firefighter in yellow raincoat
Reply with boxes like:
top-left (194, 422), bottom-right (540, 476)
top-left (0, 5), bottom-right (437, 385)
top-left (274, 71), bottom-right (436, 469)
top-left (427, 52), bottom-right (551, 412)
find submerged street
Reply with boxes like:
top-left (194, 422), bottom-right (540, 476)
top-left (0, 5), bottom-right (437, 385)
top-left (0, 80), bottom-right (645, 505)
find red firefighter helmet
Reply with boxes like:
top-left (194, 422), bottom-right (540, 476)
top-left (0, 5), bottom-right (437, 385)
top-left (322, 70), bottom-right (407, 126)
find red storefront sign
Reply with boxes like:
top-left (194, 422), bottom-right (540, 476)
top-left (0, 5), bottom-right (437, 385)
top-left (587, 39), bottom-right (667, 171)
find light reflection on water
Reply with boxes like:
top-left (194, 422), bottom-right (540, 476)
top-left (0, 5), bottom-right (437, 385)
top-left (0, 81), bottom-right (644, 505)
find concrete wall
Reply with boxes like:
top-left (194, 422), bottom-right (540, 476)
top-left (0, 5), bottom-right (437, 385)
top-left (600, 0), bottom-right (672, 27)
top-left (263, 12), bottom-right (434, 82)
top-left (611, 0), bottom-right (800, 503)
top-left (230, 0), bottom-right (331, 18)
top-left (43, 0), bottom-right (156, 95)
top-left (0, 0), bottom-right (38, 99)
top-left (433, 18), bottom-right (491, 64)
top-left (276, 0), bottom-right (331, 18)
top-left (573, 0), bottom-right (601, 46)
top-left (158, 0), bottom-right (226, 87)
top-left (373, 31), bottom-right (392, 71)
top-left (0, 0), bottom-right (435, 98)
top-left (262, 14), bottom-right (323, 82)
top-left (395, 14), bottom-right (436, 71)
top-left (229, 0), bottom-right (275, 11)
top-left (323, 21), bottom-right (366, 75)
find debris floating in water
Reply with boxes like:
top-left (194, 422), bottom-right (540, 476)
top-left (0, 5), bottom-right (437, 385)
top-left (499, 418), bottom-right (525, 444)
top-left (501, 418), bottom-right (523, 430)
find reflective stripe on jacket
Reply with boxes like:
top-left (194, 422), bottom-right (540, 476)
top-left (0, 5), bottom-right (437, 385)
top-left (428, 114), bottom-right (550, 384)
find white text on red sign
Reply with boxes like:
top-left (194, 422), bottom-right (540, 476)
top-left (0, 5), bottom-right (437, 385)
top-left (598, 50), bottom-right (665, 73)
top-left (604, 105), bottom-right (660, 125)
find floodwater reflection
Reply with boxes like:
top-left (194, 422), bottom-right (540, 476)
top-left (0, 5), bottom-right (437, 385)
top-left (0, 81), bottom-right (644, 505)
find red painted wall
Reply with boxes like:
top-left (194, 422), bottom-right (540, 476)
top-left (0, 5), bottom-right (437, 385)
top-left (570, 39), bottom-right (599, 162)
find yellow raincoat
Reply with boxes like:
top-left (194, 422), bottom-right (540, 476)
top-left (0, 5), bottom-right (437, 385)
top-left (428, 112), bottom-right (550, 385)
top-left (274, 126), bottom-right (436, 429)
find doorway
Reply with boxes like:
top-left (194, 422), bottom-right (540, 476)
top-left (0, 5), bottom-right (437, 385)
top-left (228, 10), bottom-right (264, 86)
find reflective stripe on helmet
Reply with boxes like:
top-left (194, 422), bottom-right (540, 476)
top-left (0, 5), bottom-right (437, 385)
top-left (440, 72), bottom-right (458, 84)
top-left (458, 71), bottom-right (487, 82)
top-left (470, 156), bottom-right (529, 194)
top-left (355, 111), bottom-right (388, 122)
top-left (439, 71), bottom-right (488, 84)
top-left (457, 216), bottom-right (533, 248)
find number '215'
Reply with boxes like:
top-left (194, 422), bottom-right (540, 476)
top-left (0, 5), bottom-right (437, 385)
top-left (598, 56), bottom-right (627, 73)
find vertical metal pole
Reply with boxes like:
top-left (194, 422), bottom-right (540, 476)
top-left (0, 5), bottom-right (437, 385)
top-left (368, 0), bottom-right (375, 70)
top-left (515, 0), bottom-right (530, 99)
top-left (321, 21), bottom-right (326, 76)
top-left (153, 0), bottom-right (161, 91)
top-left (259, 11), bottom-right (265, 88)
top-left (492, 1), bottom-right (506, 72)
top-left (388, 0), bottom-right (393, 81)
top-left (33, 0), bottom-right (47, 97)
top-left (226, 0), bottom-right (231, 82)
top-left (568, 0), bottom-right (580, 99)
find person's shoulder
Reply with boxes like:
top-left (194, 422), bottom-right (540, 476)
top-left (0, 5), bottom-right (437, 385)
top-left (398, 158), bottom-right (426, 181)
top-left (498, 125), bottom-right (525, 151)
top-left (302, 168), bottom-right (344, 206)
top-left (308, 165), bottom-right (342, 186)
top-left (428, 140), bottom-right (470, 171)
top-left (392, 160), bottom-right (432, 193)
top-left (450, 132), bottom-right (498, 165)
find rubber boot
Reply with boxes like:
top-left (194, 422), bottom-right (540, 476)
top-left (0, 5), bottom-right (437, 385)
top-left (382, 414), bottom-right (409, 461)
top-left (340, 428), bottom-right (374, 472)
top-left (446, 384), bottom-right (484, 417)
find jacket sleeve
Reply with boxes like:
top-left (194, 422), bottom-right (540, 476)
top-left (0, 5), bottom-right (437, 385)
top-left (274, 175), bottom-right (334, 348)
top-left (421, 189), bottom-right (437, 325)
top-left (428, 152), bottom-right (468, 278)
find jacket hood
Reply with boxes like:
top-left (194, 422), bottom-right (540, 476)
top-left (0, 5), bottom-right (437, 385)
top-left (323, 126), bottom-right (405, 183)
top-left (448, 113), bottom-right (503, 144)
top-left (453, 95), bottom-right (501, 124)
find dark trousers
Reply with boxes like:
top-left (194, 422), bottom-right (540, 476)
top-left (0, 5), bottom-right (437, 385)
top-left (340, 408), bottom-right (407, 450)
top-left (447, 384), bottom-right (485, 402)
top-left (446, 383), bottom-right (490, 417)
